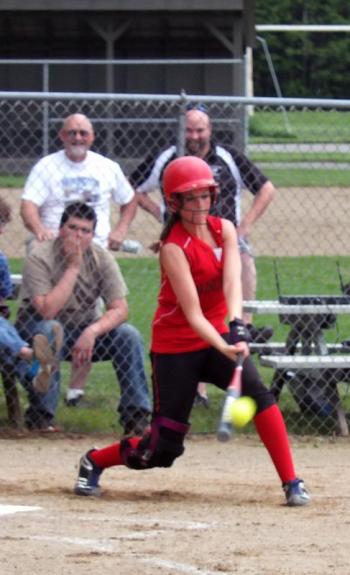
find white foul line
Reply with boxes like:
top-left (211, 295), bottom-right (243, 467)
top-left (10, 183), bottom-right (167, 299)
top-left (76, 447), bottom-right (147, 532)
top-left (78, 515), bottom-right (214, 530)
top-left (0, 504), bottom-right (41, 516)
top-left (140, 557), bottom-right (230, 575)
top-left (0, 504), bottom-right (225, 573)
top-left (28, 535), bottom-right (114, 553)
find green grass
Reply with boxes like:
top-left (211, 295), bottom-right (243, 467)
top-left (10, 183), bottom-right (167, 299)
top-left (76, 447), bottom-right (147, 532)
top-left (3, 255), bottom-right (350, 435)
top-left (0, 175), bottom-right (25, 188)
top-left (251, 152), bottom-right (350, 163)
top-left (249, 110), bottom-right (350, 143)
top-left (255, 168), bottom-right (350, 188)
top-left (248, 109), bottom-right (350, 186)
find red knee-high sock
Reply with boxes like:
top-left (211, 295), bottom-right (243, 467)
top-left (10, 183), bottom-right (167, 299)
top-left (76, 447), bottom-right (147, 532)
top-left (254, 404), bottom-right (296, 483)
top-left (89, 437), bottom-right (141, 469)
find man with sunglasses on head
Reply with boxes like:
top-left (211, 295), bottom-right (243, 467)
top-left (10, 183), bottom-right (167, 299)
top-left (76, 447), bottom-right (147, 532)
top-left (131, 104), bottom-right (276, 348)
top-left (15, 201), bottom-right (151, 434)
top-left (20, 113), bottom-right (137, 252)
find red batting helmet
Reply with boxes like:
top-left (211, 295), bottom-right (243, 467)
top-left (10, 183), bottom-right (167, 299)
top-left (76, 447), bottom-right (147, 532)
top-left (162, 156), bottom-right (218, 210)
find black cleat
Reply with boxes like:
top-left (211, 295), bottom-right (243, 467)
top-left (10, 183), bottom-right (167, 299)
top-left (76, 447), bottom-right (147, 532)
top-left (74, 449), bottom-right (102, 497)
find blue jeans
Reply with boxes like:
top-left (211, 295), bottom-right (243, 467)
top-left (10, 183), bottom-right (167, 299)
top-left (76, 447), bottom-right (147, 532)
top-left (16, 316), bottom-right (151, 427)
top-left (0, 317), bottom-right (35, 381)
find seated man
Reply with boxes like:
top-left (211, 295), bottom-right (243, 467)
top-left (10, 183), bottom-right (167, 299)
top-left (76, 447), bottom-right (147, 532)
top-left (15, 201), bottom-right (151, 434)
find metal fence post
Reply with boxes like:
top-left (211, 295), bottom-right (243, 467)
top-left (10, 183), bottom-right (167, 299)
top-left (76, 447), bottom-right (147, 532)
top-left (176, 90), bottom-right (187, 157)
top-left (42, 62), bottom-right (50, 156)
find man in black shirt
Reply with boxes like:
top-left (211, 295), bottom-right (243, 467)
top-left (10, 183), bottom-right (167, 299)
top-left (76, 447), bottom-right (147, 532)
top-left (131, 106), bottom-right (276, 402)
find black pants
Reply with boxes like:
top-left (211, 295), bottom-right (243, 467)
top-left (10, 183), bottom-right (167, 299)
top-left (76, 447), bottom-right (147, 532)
top-left (151, 340), bottom-right (275, 425)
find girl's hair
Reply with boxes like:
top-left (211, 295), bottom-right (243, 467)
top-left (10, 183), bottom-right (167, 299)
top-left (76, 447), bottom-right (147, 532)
top-left (0, 197), bottom-right (11, 224)
top-left (159, 211), bottom-right (180, 242)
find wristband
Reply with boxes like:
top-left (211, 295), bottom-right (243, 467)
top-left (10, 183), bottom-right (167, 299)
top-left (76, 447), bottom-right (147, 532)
top-left (228, 319), bottom-right (250, 344)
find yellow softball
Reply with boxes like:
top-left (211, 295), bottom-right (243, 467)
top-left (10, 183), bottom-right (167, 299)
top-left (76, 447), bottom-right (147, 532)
top-left (229, 396), bottom-right (257, 428)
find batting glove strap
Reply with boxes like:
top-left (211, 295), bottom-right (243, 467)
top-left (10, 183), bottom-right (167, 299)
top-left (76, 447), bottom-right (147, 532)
top-left (228, 319), bottom-right (250, 344)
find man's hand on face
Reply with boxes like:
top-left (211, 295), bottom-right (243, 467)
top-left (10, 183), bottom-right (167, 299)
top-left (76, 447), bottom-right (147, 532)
top-left (60, 216), bottom-right (94, 270)
top-left (65, 236), bottom-right (84, 269)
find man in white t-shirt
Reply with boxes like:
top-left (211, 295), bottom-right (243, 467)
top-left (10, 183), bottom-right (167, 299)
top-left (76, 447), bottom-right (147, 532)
top-left (20, 113), bottom-right (137, 251)
top-left (20, 113), bottom-right (138, 405)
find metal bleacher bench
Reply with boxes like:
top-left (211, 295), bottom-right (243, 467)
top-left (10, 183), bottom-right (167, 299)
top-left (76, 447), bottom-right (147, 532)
top-left (259, 354), bottom-right (350, 370)
top-left (249, 342), bottom-right (345, 355)
top-left (244, 297), bottom-right (350, 436)
top-left (259, 354), bottom-right (350, 436)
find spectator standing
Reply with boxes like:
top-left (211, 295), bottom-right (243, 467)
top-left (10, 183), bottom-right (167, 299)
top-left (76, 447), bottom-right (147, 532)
top-left (20, 113), bottom-right (138, 404)
top-left (15, 202), bottom-right (151, 434)
top-left (74, 157), bottom-right (309, 508)
top-left (20, 113), bottom-right (137, 250)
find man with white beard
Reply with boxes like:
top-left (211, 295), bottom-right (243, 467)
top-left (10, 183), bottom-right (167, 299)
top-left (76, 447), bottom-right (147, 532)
top-left (20, 113), bottom-right (138, 408)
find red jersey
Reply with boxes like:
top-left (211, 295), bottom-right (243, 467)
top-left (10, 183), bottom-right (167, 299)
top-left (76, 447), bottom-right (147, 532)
top-left (151, 215), bottom-right (229, 353)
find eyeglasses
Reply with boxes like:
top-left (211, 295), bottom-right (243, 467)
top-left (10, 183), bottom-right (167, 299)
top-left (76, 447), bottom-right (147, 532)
top-left (67, 223), bottom-right (94, 235)
top-left (66, 129), bottom-right (90, 138)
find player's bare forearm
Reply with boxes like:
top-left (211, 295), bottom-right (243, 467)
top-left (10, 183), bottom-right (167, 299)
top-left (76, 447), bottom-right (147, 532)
top-left (188, 314), bottom-right (239, 360)
top-left (222, 220), bottom-right (243, 321)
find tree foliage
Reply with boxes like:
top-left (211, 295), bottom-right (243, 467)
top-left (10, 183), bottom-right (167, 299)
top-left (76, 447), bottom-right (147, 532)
top-left (254, 0), bottom-right (350, 98)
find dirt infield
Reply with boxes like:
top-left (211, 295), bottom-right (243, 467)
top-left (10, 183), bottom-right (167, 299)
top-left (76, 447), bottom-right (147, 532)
top-left (0, 433), bottom-right (349, 575)
top-left (1, 186), bottom-right (350, 257)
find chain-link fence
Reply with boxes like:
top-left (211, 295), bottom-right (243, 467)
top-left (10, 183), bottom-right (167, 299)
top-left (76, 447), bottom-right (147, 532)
top-left (1, 91), bottom-right (350, 437)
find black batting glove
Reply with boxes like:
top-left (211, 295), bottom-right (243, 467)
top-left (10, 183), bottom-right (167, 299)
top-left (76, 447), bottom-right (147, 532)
top-left (228, 318), bottom-right (250, 344)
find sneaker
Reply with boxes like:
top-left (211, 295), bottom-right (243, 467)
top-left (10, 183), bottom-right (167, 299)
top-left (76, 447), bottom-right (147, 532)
top-left (32, 334), bottom-right (54, 393)
top-left (283, 478), bottom-right (310, 507)
top-left (74, 449), bottom-right (102, 497)
top-left (246, 324), bottom-right (274, 344)
top-left (65, 389), bottom-right (85, 407)
top-left (194, 391), bottom-right (210, 409)
top-left (32, 326), bottom-right (63, 394)
top-left (25, 417), bottom-right (61, 433)
top-left (32, 326), bottom-right (63, 393)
